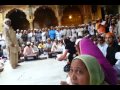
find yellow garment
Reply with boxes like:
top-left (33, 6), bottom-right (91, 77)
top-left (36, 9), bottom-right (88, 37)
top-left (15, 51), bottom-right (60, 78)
top-left (95, 22), bottom-right (100, 30)
top-left (38, 43), bottom-right (45, 49)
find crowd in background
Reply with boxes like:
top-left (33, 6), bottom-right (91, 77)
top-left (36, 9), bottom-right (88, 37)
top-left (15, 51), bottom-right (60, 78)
top-left (0, 13), bottom-right (120, 84)
top-left (0, 14), bottom-right (120, 61)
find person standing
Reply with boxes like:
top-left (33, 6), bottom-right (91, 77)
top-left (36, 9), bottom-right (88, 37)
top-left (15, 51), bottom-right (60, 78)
top-left (105, 32), bottom-right (120, 66)
top-left (48, 26), bottom-right (56, 41)
top-left (2, 18), bottom-right (20, 69)
top-left (97, 36), bottom-right (108, 57)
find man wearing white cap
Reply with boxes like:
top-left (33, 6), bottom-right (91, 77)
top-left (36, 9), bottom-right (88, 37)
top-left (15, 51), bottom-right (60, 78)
top-left (2, 18), bottom-right (20, 69)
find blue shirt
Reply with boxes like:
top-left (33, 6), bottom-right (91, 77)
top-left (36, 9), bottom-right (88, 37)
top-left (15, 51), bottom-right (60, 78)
top-left (48, 30), bottom-right (56, 40)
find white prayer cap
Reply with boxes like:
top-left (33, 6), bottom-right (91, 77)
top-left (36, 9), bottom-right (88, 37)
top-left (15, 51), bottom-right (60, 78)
top-left (16, 29), bottom-right (19, 31)
top-left (21, 44), bottom-right (25, 47)
top-left (26, 41), bottom-right (31, 45)
top-left (81, 24), bottom-right (85, 26)
top-left (101, 21), bottom-right (106, 25)
top-left (115, 52), bottom-right (120, 60)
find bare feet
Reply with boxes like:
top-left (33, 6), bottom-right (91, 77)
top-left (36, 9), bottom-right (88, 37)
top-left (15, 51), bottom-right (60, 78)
top-left (12, 64), bottom-right (20, 69)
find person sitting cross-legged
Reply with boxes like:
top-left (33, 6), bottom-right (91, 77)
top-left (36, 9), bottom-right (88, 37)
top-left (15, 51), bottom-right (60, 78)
top-left (23, 42), bottom-right (37, 61)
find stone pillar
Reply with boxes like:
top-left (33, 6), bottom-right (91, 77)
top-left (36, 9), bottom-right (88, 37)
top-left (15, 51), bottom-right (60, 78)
top-left (118, 5), bottom-right (120, 14)
top-left (27, 15), bottom-right (34, 30)
top-left (90, 5), bottom-right (102, 20)
top-left (96, 5), bottom-right (102, 19)
top-left (0, 10), bottom-right (4, 33)
top-left (26, 5), bottom-right (34, 30)
top-left (29, 18), bottom-right (34, 30)
top-left (55, 5), bottom-right (63, 26)
top-left (57, 16), bottom-right (62, 26)
top-left (83, 5), bottom-right (92, 24)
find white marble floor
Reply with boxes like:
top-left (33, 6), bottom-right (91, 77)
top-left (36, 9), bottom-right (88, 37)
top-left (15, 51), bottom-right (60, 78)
top-left (0, 58), bottom-right (67, 85)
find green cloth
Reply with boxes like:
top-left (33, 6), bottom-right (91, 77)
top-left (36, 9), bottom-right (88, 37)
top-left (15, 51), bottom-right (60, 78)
top-left (73, 55), bottom-right (105, 85)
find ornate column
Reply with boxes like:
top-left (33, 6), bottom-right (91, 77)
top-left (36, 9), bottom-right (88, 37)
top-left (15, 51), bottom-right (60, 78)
top-left (118, 5), bottom-right (120, 14)
top-left (57, 16), bottom-right (62, 26)
top-left (55, 5), bottom-right (63, 26)
top-left (83, 5), bottom-right (90, 24)
top-left (27, 17), bottom-right (34, 30)
top-left (96, 5), bottom-right (102, 19)
top-left (26, 5), bottom-right (34, 30)
top-left (0, 8), bottom-right (4, 33)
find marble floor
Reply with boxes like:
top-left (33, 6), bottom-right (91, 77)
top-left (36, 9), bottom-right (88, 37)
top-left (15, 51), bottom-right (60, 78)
top-left (0, 58), bottom-right (67, 85)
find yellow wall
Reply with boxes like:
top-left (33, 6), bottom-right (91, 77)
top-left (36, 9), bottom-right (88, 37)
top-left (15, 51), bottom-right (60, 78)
top-left (96, 5), bottom-right (102, 19)
top-left (90, 5), bottom-right (102, 21)
top-left (0, 5), bottom-right (102, 29)
top-left (0, 13), bottom-right (3, 33)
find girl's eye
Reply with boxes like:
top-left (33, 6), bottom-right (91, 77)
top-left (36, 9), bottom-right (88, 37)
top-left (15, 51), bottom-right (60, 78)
top-left (77, 70), bottom-right (83, 74)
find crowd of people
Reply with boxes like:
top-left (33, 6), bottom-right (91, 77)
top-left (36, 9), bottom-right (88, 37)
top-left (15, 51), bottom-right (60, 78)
top-left (0, 13), bottom-right (120, 85)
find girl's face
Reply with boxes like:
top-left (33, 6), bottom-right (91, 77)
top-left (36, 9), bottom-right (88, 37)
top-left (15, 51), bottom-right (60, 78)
top-left (69, 59), bottom-right (90, 85)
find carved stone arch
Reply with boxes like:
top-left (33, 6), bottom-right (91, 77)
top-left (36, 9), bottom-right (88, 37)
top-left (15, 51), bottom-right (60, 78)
top-left (5, 8), bottom-right (30, 30)
top-left (47, 5), bottom-right (58, 17)
top-left (61, 5), bottom-right (83, 26)
top-left (4, 8), bottom-right (27, 18)
top-left (33, 5), bottom-right (56, 15)
top-left (33, 6), bottom-right (58, 28)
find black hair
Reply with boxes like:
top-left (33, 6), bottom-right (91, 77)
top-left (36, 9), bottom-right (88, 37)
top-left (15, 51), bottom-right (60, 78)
top-left (64, 38), bottom-right (71, 45)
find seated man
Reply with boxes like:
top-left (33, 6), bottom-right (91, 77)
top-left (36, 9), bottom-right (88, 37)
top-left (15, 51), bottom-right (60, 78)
top-left (38, 41), bottom-right (46, 55)
top-left (31, 42), bottom-right (39, 57)
top-left (51, 39), bottom-right (63, 54)
top-left (44, 38), bottom-right (53, 58)
top-left (23, 42), bottom-right (37, 60)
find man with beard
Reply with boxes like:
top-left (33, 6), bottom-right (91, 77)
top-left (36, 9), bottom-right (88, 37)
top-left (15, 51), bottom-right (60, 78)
top-left (2, 18), bottom-right (20, 69)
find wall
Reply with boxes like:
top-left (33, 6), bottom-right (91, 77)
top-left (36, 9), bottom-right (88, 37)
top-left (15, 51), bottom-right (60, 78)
top-left (0, 5), bottom-right (102, 30)
top-left (0, 13), bottom-right (3, 33)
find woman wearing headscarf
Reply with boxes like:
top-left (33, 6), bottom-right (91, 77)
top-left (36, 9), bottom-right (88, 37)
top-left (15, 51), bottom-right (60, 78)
top-left (78, 37), bottom-right (117, 85)
top-left (61, 55), bottom-right (106, 85)
top-left (2, 18), bottom-right (20, 69)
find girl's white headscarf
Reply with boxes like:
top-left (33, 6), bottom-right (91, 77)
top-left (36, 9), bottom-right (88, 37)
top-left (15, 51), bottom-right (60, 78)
top-left (3, 18), bottom-right (11, 31)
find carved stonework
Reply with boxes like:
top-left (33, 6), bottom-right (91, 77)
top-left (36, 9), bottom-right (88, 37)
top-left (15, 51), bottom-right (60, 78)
top-left (0, 5), bottom-right (103, 29)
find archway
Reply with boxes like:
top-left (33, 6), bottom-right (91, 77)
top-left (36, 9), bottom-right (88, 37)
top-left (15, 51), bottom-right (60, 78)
top-left (34, 6), bottom-right (58, 28)
top-left (61, 5), bottom-right (82, 26)
top-left (6, 8), bottom-right (29, 31)
top-left (106, 5), bottom-right (118, 15)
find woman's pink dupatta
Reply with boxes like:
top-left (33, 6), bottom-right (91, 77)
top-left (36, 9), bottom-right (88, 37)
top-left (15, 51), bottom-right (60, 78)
top-left (79, 37), bottom-right (117, 85)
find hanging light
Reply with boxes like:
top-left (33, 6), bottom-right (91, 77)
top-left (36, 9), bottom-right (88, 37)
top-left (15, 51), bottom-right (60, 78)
top-left (69, 15), bottom-right (72, 19)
